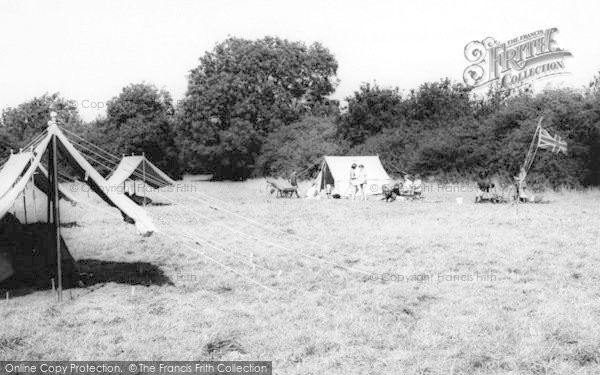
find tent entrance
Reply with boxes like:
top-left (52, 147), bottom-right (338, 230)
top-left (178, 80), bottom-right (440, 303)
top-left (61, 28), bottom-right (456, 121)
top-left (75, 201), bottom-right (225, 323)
top-left (0, 214), bottom-right (79, 291)
top-left (319, 162), bottom-right (335, 191)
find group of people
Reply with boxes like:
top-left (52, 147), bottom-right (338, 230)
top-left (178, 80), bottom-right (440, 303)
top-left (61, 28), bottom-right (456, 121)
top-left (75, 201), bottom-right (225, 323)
top-left (397, 174), bottom-right (423, 196)
top-left (347, 163), bottom-right (368, 200)
top-left (382, 173), bottom-right (423, 202)
top-left (291, 164), bottom-right (423, 201)
top-left (475, 167), bottom-right (543, 203)
top-left (300, 163), bottom-right (369, 200)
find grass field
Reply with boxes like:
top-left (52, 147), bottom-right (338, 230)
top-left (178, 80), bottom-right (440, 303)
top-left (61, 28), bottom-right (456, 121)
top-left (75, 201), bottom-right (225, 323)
top-left (1, 179), bottom-right (600, 374)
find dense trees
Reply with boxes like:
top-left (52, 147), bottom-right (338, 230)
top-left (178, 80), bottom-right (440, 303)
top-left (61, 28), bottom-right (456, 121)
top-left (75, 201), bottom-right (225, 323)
top-left (1, 36), bottom-right (598, 188)
top-left (0, 93), bottom-right (82, 151)
top-left (92, 83), bottom-right (181, 177)
top-left (256, 117), bottom-right (345, 177)
top-left (176, 36), bottom-right (339, 179)
top-left (338, 84), bottom-right (404, 147)
top-left (338, 79), bottom-right (600, 188)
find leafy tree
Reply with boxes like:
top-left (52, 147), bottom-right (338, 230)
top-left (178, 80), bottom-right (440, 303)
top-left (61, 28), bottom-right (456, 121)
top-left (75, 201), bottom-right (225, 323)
top-left (207, 119), bottom-right (262, 181)
top-left (93, 83), bottom-right (180, 177)
top-left (339, 77), bottom-right (600, 188)
top-left (0, 131), bottom-right (11, 160)
top-left (176, 36), bottom-right (339, 179)
top-left (337, 83), bottom-right (403, 146)
top-left (256, 116), bottom-right (345, 178)
top-left (1, 93), bottom-right (82, 151)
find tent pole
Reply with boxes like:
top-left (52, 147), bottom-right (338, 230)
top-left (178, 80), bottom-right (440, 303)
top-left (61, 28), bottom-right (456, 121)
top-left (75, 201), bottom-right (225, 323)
top-left (142, 152), bottom-right (147, 207)
top-left (31, 167), bottom-right (37, 222)
top-left (49, 128), bottom-right (63, 302)
top-left (19, 148), bottom-right (28, 224)
top-left (22, 192), bottom-right (28, 224)
top-left (47, 144), bottom-right (52, 223)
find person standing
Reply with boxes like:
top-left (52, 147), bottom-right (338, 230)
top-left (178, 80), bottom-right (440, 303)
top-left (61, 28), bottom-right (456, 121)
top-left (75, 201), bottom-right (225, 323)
top-left (413, 174), bottom-right (423, 197)
top-left (402, 174), bottom-right (413, 195)
top-left (514, 166), bottom-right (529, 202)
top-left (357, 164), bottom-right (367, 201)
top-left (347, 163), bottom-right (358, 198)
top-left (289, 171), bottom-right (298, 188)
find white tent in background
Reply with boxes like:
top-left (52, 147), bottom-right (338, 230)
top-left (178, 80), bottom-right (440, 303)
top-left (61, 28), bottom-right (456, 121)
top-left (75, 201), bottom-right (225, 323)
top-left (314, 155), bottom-right (392, 195)
top-left (0, 123), bottom-right (156, 236)
top-left (107, 155), bottom-right (175, 189)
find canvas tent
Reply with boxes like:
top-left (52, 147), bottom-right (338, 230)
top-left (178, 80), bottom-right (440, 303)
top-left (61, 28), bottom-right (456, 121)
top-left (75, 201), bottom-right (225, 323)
top-left (0, 151), bottom-right (80, 287)
top-left (107, 155), bottom-right (174, 189)
top-left (0, 152), bottom-right (77, 224)
top-left (0, 123), bottom-right (156, 235)
top-left (0, 122), bottom-right (157, 290)
top-left (315, 156), bottom-right (392, 195)
top-left (0, 214), bottom-right (79, 289)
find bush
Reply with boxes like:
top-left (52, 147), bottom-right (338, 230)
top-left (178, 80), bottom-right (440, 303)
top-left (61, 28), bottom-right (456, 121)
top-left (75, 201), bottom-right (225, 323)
top-left (256, 117), bottom-right (346, 178)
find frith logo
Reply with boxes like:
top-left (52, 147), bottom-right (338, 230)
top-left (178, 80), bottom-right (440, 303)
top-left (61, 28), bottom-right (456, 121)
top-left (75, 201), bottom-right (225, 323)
top-left (463, 28), bottom-right (572, 89)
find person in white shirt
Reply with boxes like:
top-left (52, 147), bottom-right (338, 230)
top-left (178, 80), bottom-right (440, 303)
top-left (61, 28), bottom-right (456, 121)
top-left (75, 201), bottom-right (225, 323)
top-left (514, 166), bottom-right (529, 202)
top-left (413, 174), bottom-right (423, 196)
top-left (346, 163), bottom-right (359, 198)
top-left (356, 164), bottom-right (367, 201)
top-left (402, 174), bottom-right (413, 194)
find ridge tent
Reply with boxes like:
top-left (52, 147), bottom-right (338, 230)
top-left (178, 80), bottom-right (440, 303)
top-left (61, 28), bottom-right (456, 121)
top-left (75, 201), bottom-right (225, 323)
top-left (0, 121), bottom-right (157, 291)
top-left (0, 123), bottom-right (156, 235)
top-left (107, 155), bottom-right (175, 189)
top-left (315, 156), bottom-right (392, 195)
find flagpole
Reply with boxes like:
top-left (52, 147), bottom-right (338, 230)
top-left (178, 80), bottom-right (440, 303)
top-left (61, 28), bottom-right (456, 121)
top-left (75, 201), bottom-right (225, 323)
top-left (522, 117), bottom-right (543, 173)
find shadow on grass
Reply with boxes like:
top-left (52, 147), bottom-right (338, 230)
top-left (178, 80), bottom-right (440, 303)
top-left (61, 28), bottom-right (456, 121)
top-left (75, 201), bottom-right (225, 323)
top-left (1, 259), bottom-right (173, 299)
top-left (77, 259), bottom-right (173, 287)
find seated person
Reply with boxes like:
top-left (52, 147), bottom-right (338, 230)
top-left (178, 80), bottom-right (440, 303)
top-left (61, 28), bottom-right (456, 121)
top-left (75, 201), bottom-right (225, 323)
top-left (413, 174), bottom-right (423, 196)
top-left (382, 183), bottom-right (402, 202)
top-left (401, 174), bottom-right (413, 194)
top-left (475, 171), bottom-right (494, 202)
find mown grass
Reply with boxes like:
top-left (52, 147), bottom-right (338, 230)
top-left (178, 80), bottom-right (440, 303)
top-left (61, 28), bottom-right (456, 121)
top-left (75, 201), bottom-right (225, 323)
top-left (1, 179), bottom-right (600, 374)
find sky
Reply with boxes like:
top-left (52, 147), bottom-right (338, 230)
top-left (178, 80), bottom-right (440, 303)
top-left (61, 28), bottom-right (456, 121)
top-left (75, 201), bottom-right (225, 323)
top-left (0, 0), bottom-right (599, 121)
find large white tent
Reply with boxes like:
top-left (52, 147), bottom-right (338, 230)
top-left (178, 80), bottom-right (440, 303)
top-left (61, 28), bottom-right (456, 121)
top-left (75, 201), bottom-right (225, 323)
top-left (0, 121), bottom-right (156, 294)
top-left (314, 155), bottom-right (392, 195)
top-left (0, 123), bottom-right (156, 236)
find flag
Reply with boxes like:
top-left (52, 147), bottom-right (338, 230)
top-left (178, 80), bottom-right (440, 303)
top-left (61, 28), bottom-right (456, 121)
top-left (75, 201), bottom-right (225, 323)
top-left (538, 126), bottom-right (567, 154)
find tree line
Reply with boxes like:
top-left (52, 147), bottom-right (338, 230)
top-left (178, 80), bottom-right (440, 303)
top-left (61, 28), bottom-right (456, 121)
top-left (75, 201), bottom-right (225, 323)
top-left (1, 36), bottom-right (599, 188)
